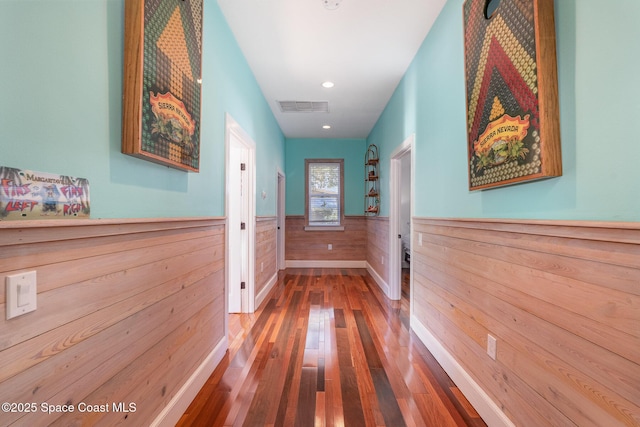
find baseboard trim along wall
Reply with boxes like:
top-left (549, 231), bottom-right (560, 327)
top-left (366, 262), bottom-right (390, 297)
top-left (411, 316), bottom-right (515, 427)
top-left (151, 337), bottom-right (228, 427)
top-left (285, 260), bottom-right (367, 268)
top-left (256, 271), bottom-right (278, 308)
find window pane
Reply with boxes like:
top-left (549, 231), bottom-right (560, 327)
top-left (308, 162), bottom-right (341, 225)
top-left (309, 195), bottom-right (339, 223)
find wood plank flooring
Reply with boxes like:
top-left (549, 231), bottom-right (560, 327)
top-left (177, 268), bottom-right (486, 427)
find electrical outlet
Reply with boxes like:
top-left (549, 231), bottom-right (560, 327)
top-left (418, 233), bottom-right (423, 246)
top-left (328, 244), bottom-right (332, 250)
top-left (487, 334), bottom-right (497, 360)
top-left (381, 256), bottom-right (384, 265)
top-left (261, 262), bottom-right (264, 272)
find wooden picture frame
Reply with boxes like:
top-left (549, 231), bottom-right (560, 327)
top-left (463, 0), bottom-right (561, 190)
top-left (122, 0), bottom-right (203, 172)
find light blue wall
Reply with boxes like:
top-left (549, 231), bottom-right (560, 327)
top-left (285, 139), bottom-right (366, 216)
top-left (5, 0), bottom-right (637, 222)
top-left (0, 0), bottom-right (284, 218)
top-left (368, 0), bottom-right (640, 222)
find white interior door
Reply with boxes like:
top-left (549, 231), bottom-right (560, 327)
top-left (228, 138), bottom-right (248, 313)
top-left (226, 114), bottom-right (256, 314)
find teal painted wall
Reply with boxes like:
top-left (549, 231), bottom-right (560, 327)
top-left (0, 0), bottom-right (284, 218)
top-left (368, 0), bottom-right (640, 222)
top-left (4, 0), bottom-right (637, 222)
top-left (285, 139), bottom-right (366, 216)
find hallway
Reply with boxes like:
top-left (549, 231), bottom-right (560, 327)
top-left (177, 268), bottom-right (486, 426)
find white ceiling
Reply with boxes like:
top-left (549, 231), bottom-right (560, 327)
top-left (217, 0), bottom-right (447, 139)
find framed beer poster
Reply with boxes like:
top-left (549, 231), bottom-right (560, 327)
top-left (122, 0), bottom-right (203, 172)
top-left (463, 0), bottom-right (562, 190)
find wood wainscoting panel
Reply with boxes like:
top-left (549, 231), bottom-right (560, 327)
top-left (285, 216), bottom-right (366, 261)
top-left (366, 216), bottom-right (389, 285)
top-left (0, 218), bottom-right (226, 426)
top-left (412, 218), bottom-right (640, 427)
top-left (256, 217), bottom-right (278, 298)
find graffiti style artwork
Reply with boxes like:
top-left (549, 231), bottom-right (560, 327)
top-left (122, 0), bottom-right (203, 172)
top-left (0, 167), bottom-right (90, 221)
top-left (464, 0), bottom-right (562, 190)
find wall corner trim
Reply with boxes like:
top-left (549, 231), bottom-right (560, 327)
top-left (411, 315), bottom-right (516, 427)
top-left (150, 337), bottom-right (228, 427)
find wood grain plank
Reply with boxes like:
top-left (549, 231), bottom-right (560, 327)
top-left (256, 217), bottom-right (278, 297)
top-left (421, 222), bottom-right (640, 270)
top-left (336, 328), bottom-right (367, 427)
top-left (424, 228), bottom-right (639, 296)
top-left (414, 217), bottom-right (640, 244)
top-left (412, 218), bottom-right (640, 427)
top-left (0, 218), bottom-right (225, 427)
top-left (413, 294), bottom-right (572, 427)
top-left (419, 237), bottom-right (639, 338)
top-left (0, 227), bottom-right (221, 277)
top-left (295, 367), bottom-right (318, 426)
top-left (179, 269), bottom-right (487, 427)
top-left (366, 216), bottom-right (389, 284)
top-left (416, 268), bottom-right (638, 426)
top-left (0, 241), bottom-right (220, 351)
top-left (285, 216), bottom-right (367, 261)
top-left (417, 256), bottom-right (640, 408)
top-left (0, 217), bottom-right (222, 246)
top-left (51, 295), bottom-right (222, 426)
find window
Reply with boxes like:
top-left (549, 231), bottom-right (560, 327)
top-left (305, 159), bottom-right (344, 229)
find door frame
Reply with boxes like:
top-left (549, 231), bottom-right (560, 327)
top-left (225, 113), bottom-right (256, 314)
top-left (388, 134), bottom-right (414, 301)
top-left (276, 169), bottom-right (286, 271)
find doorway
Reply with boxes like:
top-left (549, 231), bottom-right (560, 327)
top-left (389, 135), bottom-right (414, 305)
top-left (225, 114), bottom-right (256, 314)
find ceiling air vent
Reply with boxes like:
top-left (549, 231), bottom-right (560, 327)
top-left (277, 100), bottom-right (329, 113)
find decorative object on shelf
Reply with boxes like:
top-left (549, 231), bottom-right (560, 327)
top-left (122, 0), bottom-right (203, 172)
top-left (0, 166), bottom-right (90, 220)
top-left (364, 144), bottom-right (380, 216)
top-left (464, 0), bottom-right (561, 190)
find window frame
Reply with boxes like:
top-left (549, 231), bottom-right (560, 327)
top-left (304, 158), bottom-right (345, 231)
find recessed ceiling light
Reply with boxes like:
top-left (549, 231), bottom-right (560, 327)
top-left (322, 0), bottom-right (342, 10)
top-left (322, 81), bottom-right (335, 88)
top-left (322, 125), bottom-right (331, 129)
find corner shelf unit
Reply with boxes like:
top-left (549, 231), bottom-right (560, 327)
top-left (364, 144), bottom-right (380, 216)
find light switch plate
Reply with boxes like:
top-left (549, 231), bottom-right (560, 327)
top-left (487, 334), bottom-right (497, 360)
top-left (6, 271), bottom-right (37, 319)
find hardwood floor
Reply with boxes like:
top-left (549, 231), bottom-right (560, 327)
top-left (177, 269), bottom-right (486, 427)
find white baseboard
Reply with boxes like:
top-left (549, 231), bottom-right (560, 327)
top-left (285, 260), bottom-right (367, 268)
top-left (151, 337), bottom-right (228, 427)
top-left (410, 316), bottom-right (515, 427)
top-left (366, 262), bottom-right (390, 297)
top-left (256, 271), bottom-right (278, 308)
